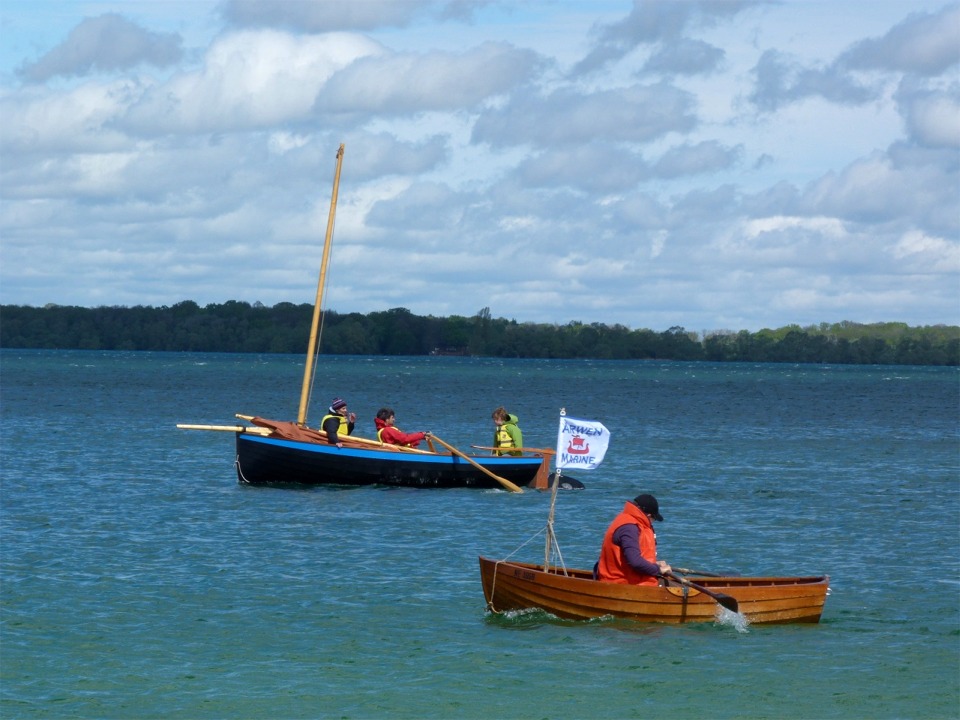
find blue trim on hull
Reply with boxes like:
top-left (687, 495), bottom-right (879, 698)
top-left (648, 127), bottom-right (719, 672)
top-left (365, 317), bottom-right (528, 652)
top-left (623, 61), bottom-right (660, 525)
top-left (235, 433), bottom-right (544, 488)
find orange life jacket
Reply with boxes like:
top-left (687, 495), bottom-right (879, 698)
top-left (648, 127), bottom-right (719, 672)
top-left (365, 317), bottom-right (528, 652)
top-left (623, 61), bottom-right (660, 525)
top-left (597, 502), bottom-right (659, 585)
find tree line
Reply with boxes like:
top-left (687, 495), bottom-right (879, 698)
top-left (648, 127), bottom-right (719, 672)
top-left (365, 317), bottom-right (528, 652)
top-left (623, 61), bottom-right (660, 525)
top-left (1, 301), bottom-right (957, 366)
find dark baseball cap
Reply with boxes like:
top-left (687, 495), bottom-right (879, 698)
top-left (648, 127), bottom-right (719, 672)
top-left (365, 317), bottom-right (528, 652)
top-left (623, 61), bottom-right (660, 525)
top-left (634, 494), bottom-right (663, 521)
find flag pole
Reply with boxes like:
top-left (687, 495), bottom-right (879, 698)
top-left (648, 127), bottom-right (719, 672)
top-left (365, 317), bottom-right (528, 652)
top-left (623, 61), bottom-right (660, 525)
top-left (544, 408), bottom-right (565, 570)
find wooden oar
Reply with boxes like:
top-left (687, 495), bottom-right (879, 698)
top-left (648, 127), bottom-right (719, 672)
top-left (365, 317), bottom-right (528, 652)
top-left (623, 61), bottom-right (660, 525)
top-left (665, 571), bottom-right (739, 613)
top-left (345, 435), bottom-right (433, 454)
top-left (673, 566), bottom-right (738, 578)
top-left (428, 434), bottom-right (524, 493)
top-left (177, 424), bottom-right (272, 436)
top-left (470, 445), bottom-right (556, 455)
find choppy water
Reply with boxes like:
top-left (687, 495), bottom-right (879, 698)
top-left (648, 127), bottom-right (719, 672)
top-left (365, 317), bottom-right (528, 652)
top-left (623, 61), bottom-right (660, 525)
top-left (2, 350), bottom-right (958, 719)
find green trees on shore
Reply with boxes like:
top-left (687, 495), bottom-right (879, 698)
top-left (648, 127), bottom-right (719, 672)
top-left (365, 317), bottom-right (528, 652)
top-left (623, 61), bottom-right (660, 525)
top-left (1, 302), bottom-right (957, 366)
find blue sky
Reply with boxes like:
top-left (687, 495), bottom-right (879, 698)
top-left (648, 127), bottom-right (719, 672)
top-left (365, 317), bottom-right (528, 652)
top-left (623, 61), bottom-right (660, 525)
top-left (1, 0), bottom-right (957, 332)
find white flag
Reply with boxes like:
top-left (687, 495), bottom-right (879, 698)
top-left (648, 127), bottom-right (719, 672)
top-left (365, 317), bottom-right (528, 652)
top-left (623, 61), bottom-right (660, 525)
top-left (555, 415), bottom-right (610, 470)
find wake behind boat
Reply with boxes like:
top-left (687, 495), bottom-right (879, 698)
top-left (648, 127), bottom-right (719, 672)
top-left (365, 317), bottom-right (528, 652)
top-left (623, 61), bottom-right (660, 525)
top-left (178, 144), bottom-right (558, 492)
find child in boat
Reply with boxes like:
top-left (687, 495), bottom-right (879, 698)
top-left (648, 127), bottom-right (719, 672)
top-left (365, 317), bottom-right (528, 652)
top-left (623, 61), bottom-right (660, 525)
top-left (491, 406), bottom-right (523, 456)
top-left (321, 397), bottom-right (356, 447)
top-left (375, 408), bottom-right (427, 448)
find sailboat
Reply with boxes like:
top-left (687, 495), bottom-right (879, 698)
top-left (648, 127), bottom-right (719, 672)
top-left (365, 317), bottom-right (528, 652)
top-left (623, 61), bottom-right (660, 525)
top-left (179, 144), bottom-right (555, 491)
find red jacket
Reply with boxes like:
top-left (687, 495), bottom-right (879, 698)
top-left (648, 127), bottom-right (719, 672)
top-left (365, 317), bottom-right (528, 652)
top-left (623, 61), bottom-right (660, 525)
top-left (597, 502), bottom-right (659, 585)
top-left (375, 417), bottom-right (425, 448)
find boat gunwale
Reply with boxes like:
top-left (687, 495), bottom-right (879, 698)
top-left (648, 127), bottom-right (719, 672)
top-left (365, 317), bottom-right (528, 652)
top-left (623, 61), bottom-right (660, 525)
top-left (483, 556), bottom-right (829, 588)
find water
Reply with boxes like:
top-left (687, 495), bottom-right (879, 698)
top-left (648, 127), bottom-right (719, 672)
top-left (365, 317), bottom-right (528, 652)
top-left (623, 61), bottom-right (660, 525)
top-left (2, 350), bottom-right (958, 719)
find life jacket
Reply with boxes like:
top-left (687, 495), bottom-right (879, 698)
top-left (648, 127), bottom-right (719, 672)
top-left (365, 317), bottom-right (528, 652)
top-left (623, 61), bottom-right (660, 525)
top-left (494, 414), bottom-right (520, 456)
top-left (597, 502), bottom-right (659, 585)
top-left (375, 416), bottom-right (422, 447)
top-left (321, 413), bottom-right (350, 438)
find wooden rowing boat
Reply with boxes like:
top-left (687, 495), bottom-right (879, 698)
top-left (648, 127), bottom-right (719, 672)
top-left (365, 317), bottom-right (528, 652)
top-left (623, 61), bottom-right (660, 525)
top-left (479, 556), bottom-right (829, 624)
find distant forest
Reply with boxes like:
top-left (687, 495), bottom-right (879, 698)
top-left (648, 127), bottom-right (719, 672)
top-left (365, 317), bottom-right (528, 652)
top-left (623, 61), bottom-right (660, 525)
top-left (1, 301), bottom-right (958, 366)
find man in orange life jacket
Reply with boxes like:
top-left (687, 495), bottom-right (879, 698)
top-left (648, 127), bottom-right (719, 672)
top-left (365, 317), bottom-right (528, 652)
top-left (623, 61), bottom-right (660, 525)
top-left (594, 494), bottom-right (672, 585)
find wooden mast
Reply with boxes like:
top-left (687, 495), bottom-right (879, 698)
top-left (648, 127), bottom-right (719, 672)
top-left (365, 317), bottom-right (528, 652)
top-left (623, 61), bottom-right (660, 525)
top-left (297, 143), bottom-right (345, 427)
top-left (544, 408), bottom-right (564, 570)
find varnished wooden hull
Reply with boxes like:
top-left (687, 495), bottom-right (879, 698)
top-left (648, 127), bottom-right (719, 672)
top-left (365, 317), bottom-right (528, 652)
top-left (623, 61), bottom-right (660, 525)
top-left (479, 556), bottom-right (829, 624)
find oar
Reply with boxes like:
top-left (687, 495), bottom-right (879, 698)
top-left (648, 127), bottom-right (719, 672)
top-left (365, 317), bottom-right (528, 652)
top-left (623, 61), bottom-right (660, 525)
top-left (345, 435), bottom-right (433, 454)
top-left (428, 434), bottom-right (523, 494)
top-left (470, 445), bottom-right (556, 455)
top-left (664, 571), bottom-right (739, 613)
top-left (673, 566), bottom-right (738, 578)
top-left (177, 423), bottom-right (272, 436)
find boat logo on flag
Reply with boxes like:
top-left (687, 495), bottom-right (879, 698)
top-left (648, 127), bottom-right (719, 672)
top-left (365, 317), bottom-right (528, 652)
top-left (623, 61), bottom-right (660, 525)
top-left (556, 416), bottom-right (610, 470)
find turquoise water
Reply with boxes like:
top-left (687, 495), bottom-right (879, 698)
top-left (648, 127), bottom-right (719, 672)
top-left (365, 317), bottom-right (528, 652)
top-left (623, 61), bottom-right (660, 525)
top-left (2, 350), bottom-right (958, 719)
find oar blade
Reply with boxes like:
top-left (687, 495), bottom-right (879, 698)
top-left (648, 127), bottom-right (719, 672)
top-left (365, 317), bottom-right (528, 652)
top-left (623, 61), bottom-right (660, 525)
top-left (715, 592), bottom-right (739, 613)
top-left (666, 572), bottom-right (740, 614)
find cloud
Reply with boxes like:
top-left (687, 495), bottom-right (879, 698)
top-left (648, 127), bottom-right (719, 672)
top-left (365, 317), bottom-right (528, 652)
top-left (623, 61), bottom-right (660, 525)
top-left (641, 38), bottom-right (725, 75)
top-left (366, 181), bottom-right (467, 231)
top-left (0, 1), bottom-right (956, 331)
top-left (653, 140), bottom-right (742, 178)
top-left (749, 4), bottom-right (960, 112)
top-left (574, 0), bottom-right (759, 75)
top-left (800, 150), bottom-right (959, 235)
top-left (473, 83), bottom-right (697, 148)
top-left (222, 0), bottom-right (490, 32)
top-left (119, 31), bottom-right (383, 135)
top-left (18, 13), bottom-right (182, 82)
top-left (893, 229), bottom-right (960, 272)
top-left (749, 49), bottom-right (877, 111)
top-left (0, 81), bottom-right (139, 157)
top-left (339, 133), bottom-right (450, 180)
top-left (896, 82), bottom-right (960, 149)
top-left (839, 4), bottom-right (960, 76)
top-left (514, 143), bottom-right (651, 192)
top-left (316, 42), bottom-right (545, 114)
top-left (222, 0), bottom-right (436, 31)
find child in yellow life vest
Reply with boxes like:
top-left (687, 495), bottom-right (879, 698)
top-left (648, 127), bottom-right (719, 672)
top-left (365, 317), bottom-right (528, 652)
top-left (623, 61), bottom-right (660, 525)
top-left (491, 406), bottom-right (523, 456)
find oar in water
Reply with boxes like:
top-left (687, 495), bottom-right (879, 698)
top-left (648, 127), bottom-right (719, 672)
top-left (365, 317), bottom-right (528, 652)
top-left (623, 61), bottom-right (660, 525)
top-left (664, 571), bottom-right (740, 613)
top-left (428, 434), bottom-right (524, 494)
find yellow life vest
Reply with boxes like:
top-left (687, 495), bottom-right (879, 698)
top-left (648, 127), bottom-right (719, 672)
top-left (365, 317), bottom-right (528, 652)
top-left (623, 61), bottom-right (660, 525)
top-left (321, 413), bottom-right (350, 436)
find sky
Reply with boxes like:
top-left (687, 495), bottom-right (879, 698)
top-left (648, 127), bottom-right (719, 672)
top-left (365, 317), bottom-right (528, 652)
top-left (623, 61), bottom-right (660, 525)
top-left (1, 1), bottom-right (958, 333)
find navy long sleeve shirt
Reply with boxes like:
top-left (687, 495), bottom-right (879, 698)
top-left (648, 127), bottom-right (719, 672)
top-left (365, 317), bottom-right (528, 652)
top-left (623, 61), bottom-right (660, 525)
top-left (612, 524), bottom-right (661, 577)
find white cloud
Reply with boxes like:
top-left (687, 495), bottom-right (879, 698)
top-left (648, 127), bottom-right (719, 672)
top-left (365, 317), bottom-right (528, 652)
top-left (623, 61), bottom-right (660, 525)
top-left (473, 83), bottom-right (698, 147)
top-left (222, 0), bottom-right (437, 32)
top-left (18, 13), bottom-right (182, 82)
top-left (122, 31), bottom-right (384, 134)
top-left (900, 87), bottom-right (960, 148)
top-left (0, 0), bottom-right (956, 331)
top-left (316, 42), bottom-right (544, 114)
top-left (840, 4), bottom-right (960, 76)
top-left (893, 230), bottom-right (960, 272)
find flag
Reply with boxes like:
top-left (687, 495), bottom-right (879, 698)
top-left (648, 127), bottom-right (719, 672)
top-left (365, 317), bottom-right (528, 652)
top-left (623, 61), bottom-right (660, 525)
top-left (555, 415), bottom-right (610, 470)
